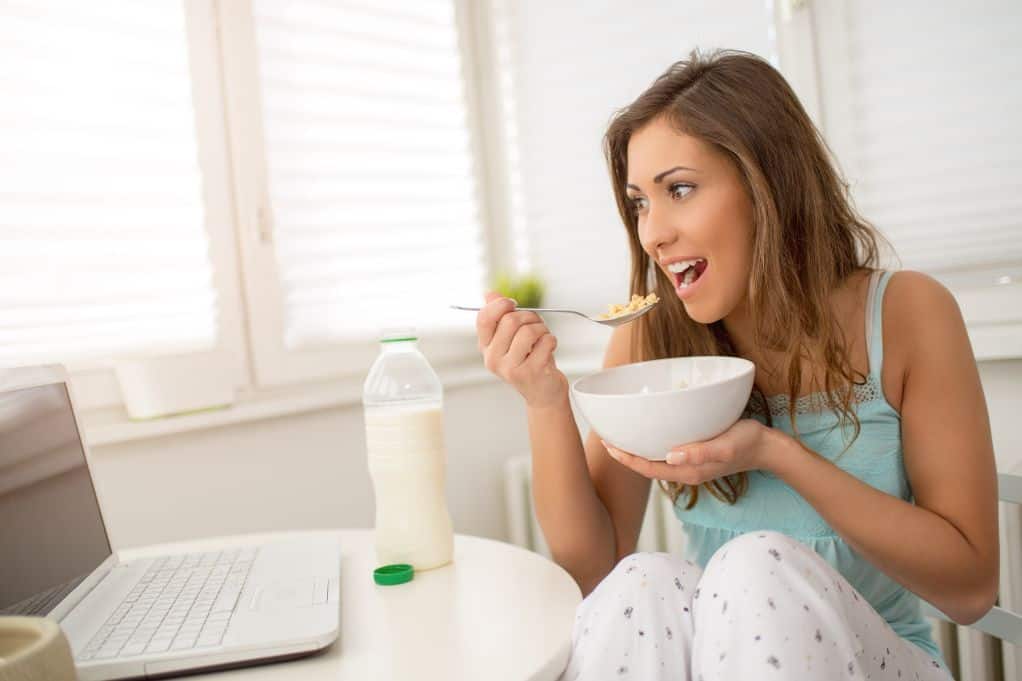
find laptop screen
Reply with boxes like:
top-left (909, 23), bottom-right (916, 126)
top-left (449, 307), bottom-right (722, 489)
top-left (0, 381), bottom-right (112, 615)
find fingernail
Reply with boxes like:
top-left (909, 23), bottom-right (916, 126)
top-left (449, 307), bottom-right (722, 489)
top-left (507, 298), bottom-right (518, 307)
top-left (667, 450), bottom-right (687, 465)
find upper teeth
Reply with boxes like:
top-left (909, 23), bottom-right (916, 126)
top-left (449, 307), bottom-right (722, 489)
top-left (667, 259), bottom-right (704, 273)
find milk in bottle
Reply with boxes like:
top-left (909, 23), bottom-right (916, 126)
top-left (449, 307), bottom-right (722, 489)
top-left (362, 331), bottom-right (453, 570)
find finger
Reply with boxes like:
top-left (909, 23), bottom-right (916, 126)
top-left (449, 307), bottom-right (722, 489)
top-left (601, 440), bottom-right (668, 479)
top-left (488, 310), bottom-right (544, 357)
top-left (476, 296), bottom-right (517, 349)
top-left (666, 448), bottom-right (696, 465)
top-left (483, 290), bottom-right (519, 316)
top-left (484, 290), bottom-right (517, 305)
top-left (503, 320), bottom-right (547, 369)
top-left (667, 441), bottom-right (729, 466)
top-left (605, 440), bottom-right (722, 485)
top-left (523, 332), bottom-right (558, 368)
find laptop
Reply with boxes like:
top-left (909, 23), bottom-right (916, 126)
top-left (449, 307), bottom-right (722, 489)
top-left (0, 365), bottom-right (340, 680)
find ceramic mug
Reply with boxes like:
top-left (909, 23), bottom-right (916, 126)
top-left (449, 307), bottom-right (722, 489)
top-left (0, 617), bottom-right (77, 681)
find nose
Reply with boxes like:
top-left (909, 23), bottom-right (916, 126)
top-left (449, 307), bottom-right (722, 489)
top-left (639, 202), bottom-right (676, 254)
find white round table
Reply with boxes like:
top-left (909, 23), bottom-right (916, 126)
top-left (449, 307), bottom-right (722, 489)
top-left (118, 529), bottom-right (582, 681)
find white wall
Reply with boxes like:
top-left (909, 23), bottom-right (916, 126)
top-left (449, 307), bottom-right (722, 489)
top-left (90, 378), bottom-right (535, 550)
top-left (979, 360), bottom-right (1022, 473)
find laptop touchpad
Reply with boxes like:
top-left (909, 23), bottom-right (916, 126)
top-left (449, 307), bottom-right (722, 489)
top-left (249, 579), bottom-right (315, 611)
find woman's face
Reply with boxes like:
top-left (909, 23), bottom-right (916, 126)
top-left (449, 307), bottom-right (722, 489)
top-left (626, 116), bottom-right (755, 324)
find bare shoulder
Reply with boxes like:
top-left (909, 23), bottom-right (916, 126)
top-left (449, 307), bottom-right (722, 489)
top-left (884, 270), bottom-right (965, 347)
top-left (883, 270), bottom-right (971, 402)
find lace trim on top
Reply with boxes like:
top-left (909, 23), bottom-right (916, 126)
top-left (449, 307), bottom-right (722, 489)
top-left (746, 373), bottom-right (884, 417)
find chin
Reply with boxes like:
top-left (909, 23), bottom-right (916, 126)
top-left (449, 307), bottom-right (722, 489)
top-left (681, 301), bottom-right (724, 325)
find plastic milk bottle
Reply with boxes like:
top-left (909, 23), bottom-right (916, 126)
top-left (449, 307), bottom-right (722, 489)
top-left (362, 331), bottom-right (454, 570)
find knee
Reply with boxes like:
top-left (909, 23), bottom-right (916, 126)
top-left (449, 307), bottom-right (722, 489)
top-left (593, 551), bottom-right (698, 597)
top-left (610, 551), bottom-right (696, 581)
top-left (692, 532), bottom-right (811, 620)
top-left (714, 530), bottom-right (797, 564)
top-left (701, 530), bottom-right (805, 586)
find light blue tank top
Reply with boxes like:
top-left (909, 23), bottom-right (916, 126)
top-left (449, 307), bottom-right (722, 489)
top-left (675, 270), bottom-right (943, 662)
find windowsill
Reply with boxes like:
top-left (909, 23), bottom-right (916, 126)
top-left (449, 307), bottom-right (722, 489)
top-left (953, 280), bottom-right (1022, 361)
top-left (81, 353), bottom-right (604, 448)
top-left (79, 297), bottom-right (1022, 450)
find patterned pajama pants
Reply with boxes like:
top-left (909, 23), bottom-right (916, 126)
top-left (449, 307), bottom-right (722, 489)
top-left (559, 531), bottom-right (953, 680)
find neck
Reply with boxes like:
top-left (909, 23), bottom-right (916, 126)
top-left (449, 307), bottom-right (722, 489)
top-left (721, 296), bottom-right (793, 386)
top-left (719, 268), bottom-right (869, 394)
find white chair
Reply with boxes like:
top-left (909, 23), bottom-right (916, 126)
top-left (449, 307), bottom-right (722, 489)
top-left (921, 472), bottom-right (1022, 646)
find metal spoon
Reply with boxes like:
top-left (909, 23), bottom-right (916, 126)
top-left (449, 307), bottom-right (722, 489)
top-left (449, 301), bottom-right (659, 328)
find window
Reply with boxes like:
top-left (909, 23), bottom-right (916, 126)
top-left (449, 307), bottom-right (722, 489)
top-left (0, 0), bottom-right (248, 410)
top-left (1, 2), bottom-right (207, 363)
top-left (1, 0), bottom-right (503, 418)
top-left (218, 0), bottom-right (491, 387)
top-left (777, 0), bottom-right (1022, 358)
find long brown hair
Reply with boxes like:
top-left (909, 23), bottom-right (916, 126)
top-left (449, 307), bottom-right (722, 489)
top-left (603, 50), bottom-right (887, 509)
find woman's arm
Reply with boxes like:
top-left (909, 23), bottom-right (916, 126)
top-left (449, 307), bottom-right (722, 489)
top-left (475, 294), bottom-right (650, 595)
top-left (765, 272), bottom-right (998, 623)
top-left (528, 398), bottom-right (651, 596)
top-left (531, 324), bottom-right (652, 596)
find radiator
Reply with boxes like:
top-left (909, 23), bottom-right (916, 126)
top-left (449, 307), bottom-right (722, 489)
top-left (504, 453), bottom-right (683, 560)
top-left (504, 454), bottom-right (1015, 681)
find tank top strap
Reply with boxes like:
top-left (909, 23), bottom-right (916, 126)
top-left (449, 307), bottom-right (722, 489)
top-left (864, 269), bottom-right (894, 379)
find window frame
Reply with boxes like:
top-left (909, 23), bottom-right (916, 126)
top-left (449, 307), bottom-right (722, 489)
top-left (66, 0), bottom-right (250, 412)
top-left (214, 0), bottom-right (507, 389)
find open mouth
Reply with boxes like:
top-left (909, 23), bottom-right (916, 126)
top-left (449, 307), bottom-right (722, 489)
top-left (667, 258), bottom-right (708, 289)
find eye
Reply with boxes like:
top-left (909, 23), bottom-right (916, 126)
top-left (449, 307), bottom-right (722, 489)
top-left (628, 196), bottom-right (648, 215)
top-left (669, 183), bottom-right (695, 200)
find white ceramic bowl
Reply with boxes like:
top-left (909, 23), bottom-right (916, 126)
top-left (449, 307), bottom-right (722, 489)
top-left (570, 356), bottom-right (756, 460)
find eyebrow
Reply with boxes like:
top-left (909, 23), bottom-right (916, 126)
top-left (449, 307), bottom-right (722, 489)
top-left (626, 166), bottom-right (697, 192)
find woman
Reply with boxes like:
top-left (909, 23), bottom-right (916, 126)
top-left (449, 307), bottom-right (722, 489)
top-left (475, 51), bottom-right (998, 680)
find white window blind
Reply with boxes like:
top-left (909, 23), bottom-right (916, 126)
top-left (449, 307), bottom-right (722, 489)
top-left (0, 0), bottom-right (218, 367)
top-left (251, 0), bottom-right (487, 349)
top-left (814, 0), bottom-right (1022, 277)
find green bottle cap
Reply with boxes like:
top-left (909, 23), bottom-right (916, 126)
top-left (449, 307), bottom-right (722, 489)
top-left (373, 563), bottom-right (414, 586)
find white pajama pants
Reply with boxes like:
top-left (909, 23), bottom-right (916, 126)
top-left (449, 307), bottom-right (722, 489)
top-left (560, 531), bottom-right (953, 681)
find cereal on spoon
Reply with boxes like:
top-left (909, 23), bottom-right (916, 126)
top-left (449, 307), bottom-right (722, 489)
top-left (596, 292), bottom-right (660, 320)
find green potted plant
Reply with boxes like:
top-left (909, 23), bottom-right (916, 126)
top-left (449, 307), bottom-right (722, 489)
top-left (490, 272), bottom-right (545, 308)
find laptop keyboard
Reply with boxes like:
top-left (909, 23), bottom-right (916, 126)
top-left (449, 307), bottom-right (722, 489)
top-left (77, 547), bottom-right (259, 661)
